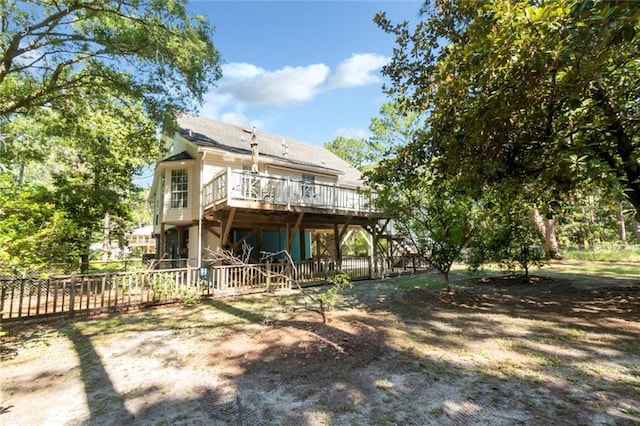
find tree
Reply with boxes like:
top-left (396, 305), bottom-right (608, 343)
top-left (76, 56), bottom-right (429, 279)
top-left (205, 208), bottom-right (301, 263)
top-left (0, 173), bottom-right (78, 269)
top-left (367, 158), bottom-right (475, 291)
top-left (468, 199), bottom-right (546, 279)
top-left (324, 136), bottom-right (372, 172)
top-left (0, 91), bottom-right (161, 269)
top-left (368, 100), bottom-right (423, 161)
top-left (0, 0), bottom-right (221, 124)
top-left (0, 0), bottom-right (217, 268)
top-left (55, 94), bottom-right (160, 269)
top-left (375, 0), bottom-right (640, 218)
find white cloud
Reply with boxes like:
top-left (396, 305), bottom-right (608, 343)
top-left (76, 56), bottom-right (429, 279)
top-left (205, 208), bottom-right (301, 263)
top-left (335, 127), bottom-right (371, 140)
top-left (222, 62), bottom-right (264, 80)
top-left (219, 64), bottom-right (330, 107)
top-left (330, 53), bottom-right (389, 88)
top-left (200, 92), bottom-right (234, 116)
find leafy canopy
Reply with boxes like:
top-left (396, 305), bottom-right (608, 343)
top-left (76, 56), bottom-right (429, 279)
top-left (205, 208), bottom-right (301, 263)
top-left (0, 0), bottom-right (222, 267)
top-left (367, 157), bottom-right (475, 289)
top-left (0, 0), bottom-right (222, 123)
top-left (375, 0), bottom-right (640, 217)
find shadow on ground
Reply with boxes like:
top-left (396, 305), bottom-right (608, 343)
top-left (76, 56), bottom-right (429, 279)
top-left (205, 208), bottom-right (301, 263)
top-left (2, 274), bottom-right (639, 425)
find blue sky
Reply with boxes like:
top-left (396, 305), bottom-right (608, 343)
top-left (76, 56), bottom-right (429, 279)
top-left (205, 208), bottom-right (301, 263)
top-left (188, 0), bottom-right (423, 145)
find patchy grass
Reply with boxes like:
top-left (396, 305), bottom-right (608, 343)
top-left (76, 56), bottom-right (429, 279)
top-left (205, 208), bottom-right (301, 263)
top-left (563, 245), bottom-right (640, 262)
top-left (390, 273), bottom-right (450, 290)
top-left (544, 259), bottom-right (640, 278)
top-left (2, 263), bottom-right (639, 425)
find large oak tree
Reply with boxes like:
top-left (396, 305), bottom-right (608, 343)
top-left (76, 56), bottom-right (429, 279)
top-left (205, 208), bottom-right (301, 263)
top-left (0, 0), bottom-right (221, 123)
top-left (376, 0), bottom-right (640, 218)
top-left (0, 0), bottom-right (222, 269)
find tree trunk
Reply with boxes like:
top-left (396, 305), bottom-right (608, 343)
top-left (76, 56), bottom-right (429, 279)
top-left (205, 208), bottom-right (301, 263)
top-left (528, 209), bottom-right (562, 259)
top-left (80, 253), bottom-right (89, 274)
top-left (102, 212), bottom-right (111, 262)
top-left (444, 271), bottom-right (451, 292)
top-left (632, 216), bottom-right (640, 245)
top-left (617, 201), bottom-right (627, 246)
top-left (580, 206), bottom-right (592, 249)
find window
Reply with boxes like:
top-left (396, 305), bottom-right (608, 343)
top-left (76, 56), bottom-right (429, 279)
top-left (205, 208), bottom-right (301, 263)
top-left (170, 169), bottom-right (188, 208)
top-left (302, 174), bottom-right (316, 198)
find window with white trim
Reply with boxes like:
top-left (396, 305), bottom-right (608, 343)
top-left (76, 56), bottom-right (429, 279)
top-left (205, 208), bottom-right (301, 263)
top-left (170, 169), bottom-right (188, 208)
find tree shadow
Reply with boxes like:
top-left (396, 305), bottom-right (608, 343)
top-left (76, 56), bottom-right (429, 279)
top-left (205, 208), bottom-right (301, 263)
top-left (3, 276), bottom-right (639, 425)
top-left (59, 325), bottom-right (134, 425)
top-left (205, 299), bottom-right (265, 324)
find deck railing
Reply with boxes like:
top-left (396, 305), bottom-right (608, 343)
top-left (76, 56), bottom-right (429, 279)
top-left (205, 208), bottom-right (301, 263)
top-left (1, 256), bottom-right (426, 322)
top-left (203, 169), bottom-right (377, 213)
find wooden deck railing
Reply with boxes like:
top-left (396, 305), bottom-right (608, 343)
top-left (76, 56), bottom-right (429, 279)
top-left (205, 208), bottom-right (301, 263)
top-left (1, 256), bottom-right (426, 322)
top-left (0, 268), bottom-right (204, 321)
top-left (203, 169), bottom-right (377, 213)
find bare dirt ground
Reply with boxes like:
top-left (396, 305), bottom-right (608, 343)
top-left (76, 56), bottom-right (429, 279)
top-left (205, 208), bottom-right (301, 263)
top-left (1, 269), bottom-right (639, 425)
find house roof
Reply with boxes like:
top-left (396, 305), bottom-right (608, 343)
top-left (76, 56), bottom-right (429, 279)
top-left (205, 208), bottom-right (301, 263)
top-left (130, 225), bottom-right (154, 236)
top-left (174, 114), bottom-right (363, 185)
top-left (160, 151), bottom-right (194, 162)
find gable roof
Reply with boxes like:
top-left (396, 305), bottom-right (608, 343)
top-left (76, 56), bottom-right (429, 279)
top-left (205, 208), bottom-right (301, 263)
top-left (161, 150), bottom-right (193, 162)
top-left (174, 114), bottom-right (362, 185)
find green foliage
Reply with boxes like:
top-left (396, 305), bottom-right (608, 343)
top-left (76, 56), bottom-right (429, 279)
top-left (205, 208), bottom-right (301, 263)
top-left (325, 100), bottom-right (424, 173)
top-left (0, 173), bottom-right (79, 268)
top-left (0, 0), bottom-right (219, 268)
top-left (368, 100), bottom-right (424, 161)
top-left (324, 136), bottom-right (373, 172)
top-left (0, 94), bottom-right (161, 267)
top-left (468, 211), bottom-right (546, 278)
top-left (318, 272), bottom-right (353, 310)
top-left (376, 0), bottom-right (640, 217)
top-left (342, 232), bottom-right (370, 257)
top-left (179, 287), bottom-right (203, 306)
top-left (145, 275), bottom-right (201, 306)
top-left (562, 245), bottom-right (640, 262)
top-left (0, 0), bottom-right (222, 123)
top-left (367, 163), bottom-right (475, 290)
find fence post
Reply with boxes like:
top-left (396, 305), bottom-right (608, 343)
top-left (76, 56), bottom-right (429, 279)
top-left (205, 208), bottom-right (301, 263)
top-left (266, 262), bottom-right (271, 292)
top-left (0, 280), bottom-right (6, 320)
top-left (69, 272), bottom-right (77, 317)
top-left (35, 276), bottom-right (42, 316)
top-left (226, 167), bottom-right (232, 201)
top-left (286, 177), bottom-right (291, 210)
top-left (332, 183), bottom-right (337, 212)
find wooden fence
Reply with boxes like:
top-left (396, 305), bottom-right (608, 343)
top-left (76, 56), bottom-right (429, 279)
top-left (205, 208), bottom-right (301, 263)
top-left (1, 268), bottom-right (200, 322)
top-left (1, 256), bottom-right (426, 322)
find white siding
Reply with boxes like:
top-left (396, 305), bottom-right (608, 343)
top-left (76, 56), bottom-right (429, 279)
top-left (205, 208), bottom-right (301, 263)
top-left (163, 166), bottom-right (195, 223)
top-left (164, 134), bottom-right (192, 156)
top-left (188, 225), bottom-right (199, 266)
top-left (152, 177), bottom-right (165, 235)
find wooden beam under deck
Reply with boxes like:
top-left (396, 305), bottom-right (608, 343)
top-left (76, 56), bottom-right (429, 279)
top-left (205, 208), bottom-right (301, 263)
top-left (287, 212), bottom-right (305, 250)
top-left (230, 229), bottom-right (257, 251)
top-left (220, 207), bottom-right (236, 247)
top-left (205, 208), bottom-right (380, 231)
top-left (204, 198), bottom-right (381, 220)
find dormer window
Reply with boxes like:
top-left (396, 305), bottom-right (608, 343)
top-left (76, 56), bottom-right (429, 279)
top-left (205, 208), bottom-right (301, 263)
top-left (170, 169), bottom-right (188, 208)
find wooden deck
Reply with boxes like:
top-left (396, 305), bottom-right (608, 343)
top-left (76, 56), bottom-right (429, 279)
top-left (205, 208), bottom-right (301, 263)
top-left (203, 169), bottom-right (378, 216)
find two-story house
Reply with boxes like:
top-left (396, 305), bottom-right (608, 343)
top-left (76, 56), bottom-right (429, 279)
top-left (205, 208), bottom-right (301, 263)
top-left (149, 114), bottom-right (386, 269)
